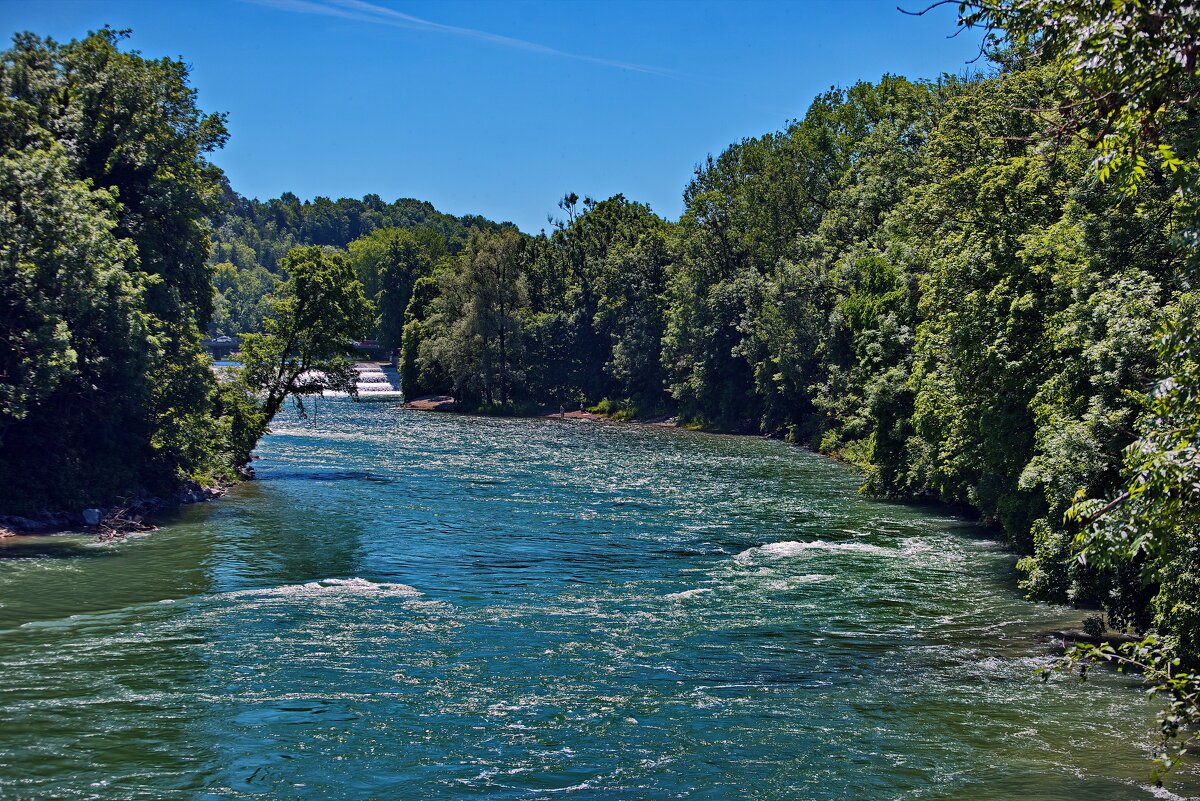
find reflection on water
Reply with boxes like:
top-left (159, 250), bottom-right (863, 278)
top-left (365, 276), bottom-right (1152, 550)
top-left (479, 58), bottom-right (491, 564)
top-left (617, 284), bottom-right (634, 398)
top-left (0, 398), bottom-right (1196, 800)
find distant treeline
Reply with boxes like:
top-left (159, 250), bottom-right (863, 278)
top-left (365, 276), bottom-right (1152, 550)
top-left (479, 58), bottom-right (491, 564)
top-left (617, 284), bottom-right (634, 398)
top-left (207, 190), bottom-right (512, 338)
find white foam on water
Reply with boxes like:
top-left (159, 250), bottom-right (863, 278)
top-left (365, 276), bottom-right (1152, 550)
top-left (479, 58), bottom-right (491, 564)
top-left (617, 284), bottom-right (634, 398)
top-left (736, 539), bottom-right (895, 561)
top-left (971, 654), bottom-right (1053, 677)
top-left (323, 390), bottom-right (405, 398)
top-left (663, 587), bottom-right (714, 600)
top-left (228, 577), bottom-right (422, 599)
top-left (765, 574), bottom-right (832, 590)
top-left (293, 365), bottom-right (403, 396)
top-left (900, 537), bottom-right (934, 555)
top-left (1132, 781), bottom-right (1192, 801)
top-left (264, 428), bottom-right (378, 442)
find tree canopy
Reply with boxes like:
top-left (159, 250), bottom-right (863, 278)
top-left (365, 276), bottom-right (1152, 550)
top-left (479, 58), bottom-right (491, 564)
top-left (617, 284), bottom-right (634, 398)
top-left (0, 28), bottom-right (229, 512)
top-left (226, 246), bottom-right (374, 465)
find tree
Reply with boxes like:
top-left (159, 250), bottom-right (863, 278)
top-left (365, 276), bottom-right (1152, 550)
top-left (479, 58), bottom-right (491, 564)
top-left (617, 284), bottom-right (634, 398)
top-left (227, 246), bottom-right (374, 465)
top-left (347, 226), bottom-right (446, 348)
top-left (420, 230), bottom-right (528, 406)
top-left (522, 194), bottom-right (673, 408)
top-left (0, 143), bottom-right (154, 511)
top-left (399, 275), bottom-right (443, 398)
top-left (597, 221), bottom-right (673, 408)
top-left (0, 28), bottom-right (230, 512)
top-left (958, 0), bottom-right (1200, 192)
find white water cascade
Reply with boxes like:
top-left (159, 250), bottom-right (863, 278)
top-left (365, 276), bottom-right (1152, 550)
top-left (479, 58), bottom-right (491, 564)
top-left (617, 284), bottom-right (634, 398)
top-left (296, 363), bottom-right (403, 399)
top-left (351, 363), bottom-right (403, 398)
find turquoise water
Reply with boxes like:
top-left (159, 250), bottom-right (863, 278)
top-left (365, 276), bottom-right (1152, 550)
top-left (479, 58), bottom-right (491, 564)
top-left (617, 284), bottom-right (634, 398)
top-left (1, 397), bottom-right (1197, 800)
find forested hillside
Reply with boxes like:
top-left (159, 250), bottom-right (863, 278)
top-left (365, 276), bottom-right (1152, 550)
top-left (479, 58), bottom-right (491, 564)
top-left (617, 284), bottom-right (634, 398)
top-left (207, 190), bottom-right (512, 337)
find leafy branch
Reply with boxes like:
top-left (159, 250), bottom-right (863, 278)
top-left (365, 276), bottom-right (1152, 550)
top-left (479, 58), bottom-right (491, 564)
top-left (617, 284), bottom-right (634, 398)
top-left (1044, 637), bottom-right (1200, 785)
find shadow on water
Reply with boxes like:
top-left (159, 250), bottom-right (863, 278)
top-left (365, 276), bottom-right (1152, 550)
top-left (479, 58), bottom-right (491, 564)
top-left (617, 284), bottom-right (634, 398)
top-left (0, 538), bottom-right (116, 561)
top-left (254, 469), bottom-right (392, 483)
top-left (202, 475), bottom-right (369, 589)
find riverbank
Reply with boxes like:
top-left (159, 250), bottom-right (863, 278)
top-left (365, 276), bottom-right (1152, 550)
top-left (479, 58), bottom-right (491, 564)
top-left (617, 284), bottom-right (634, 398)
top-left (401, 395), bottom-right (690, 428)
top-left (6, 396), bottom-right (1189, 800)
top-left (401, 395), bottom-right (459, 412)
top-left (0, 479), bottom-right (232, 539)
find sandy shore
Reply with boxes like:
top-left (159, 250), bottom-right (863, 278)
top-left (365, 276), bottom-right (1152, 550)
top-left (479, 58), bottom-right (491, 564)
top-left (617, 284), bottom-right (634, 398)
top-left (401, 395), bottom-right (459, 411)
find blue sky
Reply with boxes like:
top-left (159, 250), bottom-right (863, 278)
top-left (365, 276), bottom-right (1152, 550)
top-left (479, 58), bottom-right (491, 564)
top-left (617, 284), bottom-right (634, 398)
top-left (3, 0), bottom-right (987, 232)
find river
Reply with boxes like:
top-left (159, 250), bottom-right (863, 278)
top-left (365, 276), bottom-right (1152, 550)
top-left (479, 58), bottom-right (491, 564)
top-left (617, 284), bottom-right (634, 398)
top-left (1, 397), bottom-right (1197, 800)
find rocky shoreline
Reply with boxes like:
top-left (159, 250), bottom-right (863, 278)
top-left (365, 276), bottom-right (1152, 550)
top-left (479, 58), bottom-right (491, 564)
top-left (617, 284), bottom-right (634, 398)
top-left (0, 479), bottom-right (232, 539)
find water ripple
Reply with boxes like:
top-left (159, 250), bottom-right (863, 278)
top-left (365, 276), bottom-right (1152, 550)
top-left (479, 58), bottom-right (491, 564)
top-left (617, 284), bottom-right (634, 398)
top-left (0, 398), bottom-right (1196, 800)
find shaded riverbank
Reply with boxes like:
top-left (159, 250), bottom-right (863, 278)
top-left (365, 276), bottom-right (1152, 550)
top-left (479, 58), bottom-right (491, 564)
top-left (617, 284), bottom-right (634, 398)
top-left (0, 480), bottom-right (231, 538)
top-left (403, 394), bottom-right (684, 428)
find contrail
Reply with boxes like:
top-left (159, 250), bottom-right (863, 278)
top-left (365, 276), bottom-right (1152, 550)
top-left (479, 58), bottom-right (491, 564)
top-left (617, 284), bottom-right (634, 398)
top-left (244, 0), bottom-right (678, 77)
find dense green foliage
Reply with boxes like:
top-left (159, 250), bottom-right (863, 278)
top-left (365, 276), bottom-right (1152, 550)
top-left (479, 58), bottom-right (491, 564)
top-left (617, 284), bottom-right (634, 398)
top-left (207, 189), bottom-right (512, 341)
top-left (0, 30), bottom-right (379, 517)
top-left (0, 29), bottom-right (230, 513)
top-left (948, 0), bottom-right (1200, 774)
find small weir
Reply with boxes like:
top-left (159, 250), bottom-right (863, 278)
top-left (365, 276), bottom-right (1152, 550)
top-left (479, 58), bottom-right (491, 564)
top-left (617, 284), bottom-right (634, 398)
top-left (351, 363), bottom-right (403, 398)
top-left (297, 363), bottom-right (403, 398)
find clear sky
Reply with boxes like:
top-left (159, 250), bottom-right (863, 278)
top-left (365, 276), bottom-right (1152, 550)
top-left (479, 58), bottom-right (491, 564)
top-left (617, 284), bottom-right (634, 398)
top-left (2, 0), bottom-right (986, 232)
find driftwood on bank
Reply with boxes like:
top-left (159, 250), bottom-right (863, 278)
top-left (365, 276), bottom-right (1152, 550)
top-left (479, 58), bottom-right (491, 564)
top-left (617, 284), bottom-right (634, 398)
top-left (91, 506), bottom-right (158, 541)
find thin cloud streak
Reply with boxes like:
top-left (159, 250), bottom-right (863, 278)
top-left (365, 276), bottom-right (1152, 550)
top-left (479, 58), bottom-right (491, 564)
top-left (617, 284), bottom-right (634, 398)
top-left (245, 0), bottom-right (678, 77)
top-left (247, 0), bottom-right (385, 26)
